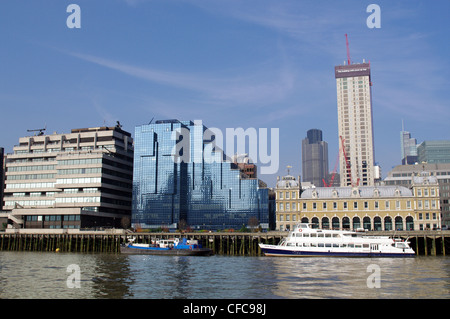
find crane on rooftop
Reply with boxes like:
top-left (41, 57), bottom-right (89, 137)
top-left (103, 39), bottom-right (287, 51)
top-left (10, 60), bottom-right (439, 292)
top-left (345, 33), bottom-right (351, 65)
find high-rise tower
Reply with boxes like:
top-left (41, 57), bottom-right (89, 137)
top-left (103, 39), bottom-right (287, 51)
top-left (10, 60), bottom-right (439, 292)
top-left (335, 54), bottom-right (375, 186)
top-left (400, 122), bottom-right (418, 165)
top-left (302, 129), bottom-right (329, 187)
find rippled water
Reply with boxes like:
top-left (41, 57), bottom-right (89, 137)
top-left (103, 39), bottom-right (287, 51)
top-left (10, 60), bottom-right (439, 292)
top-left (0, 251), bottom-right (449, 299)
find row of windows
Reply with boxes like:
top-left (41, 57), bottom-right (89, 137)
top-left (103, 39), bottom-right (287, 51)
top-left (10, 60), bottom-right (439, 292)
top-left (63, 188), bottom-right (99, 193)
top-left (279, 199), bottom-right (440, 211)
top-left (5, 182), bottom-right (55, 189)
top-left (7, 173), bottom-right (55, 180)
top-left (25, 215), bottom-right (81, 221)
top-left (279, 212), bottom-right (437, 222)
top-left (416, 188), bottom-right (437, 197)
top-left (15, 145), bottom-right (117, 155)
top-left (55, 197), bottom-right (100, 204)
top-left (56, 177), bottom-right (101, 184)
top-left (287, 243), bottom-right (370, 248)
top-left (277, 191), bottom-right (298, 199)
top-left (57, 168), bottom-right (101, 175)
top-left (4, 200), bottom-right (54, 206)
top-left (418, 212), bottom-right (438, 220)
top-left (8, 192), bottom-right (55, 197)
top-left (277, 200), bottom-right (415, 211)
top-left (58, 158), bottom-right (102, 165)
top-left (7, 165), bottom-right (55, 172)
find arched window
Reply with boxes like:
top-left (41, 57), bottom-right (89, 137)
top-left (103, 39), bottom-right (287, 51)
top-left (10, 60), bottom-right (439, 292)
top-left (395, 216), bottom-right (403, 231)
top-left (374, 216), bottom-right (382, 231)
top-left (342, 217), bottom-right (350, 229)
top-left (384, 216), bottom-right (392, 231)
top-left (311, 217), bottom-right (319, 229)
top-left (406, 216), bottom-right (414, 231)
top-left (363, 216), bottom-right (371, 230)
top-left (301, 217), bottom-right (309, 224)
top-left (322, 217), bottom-right (329, 229)
top-left (332, 217), bottom-right (340, 229)
top-left (353, 216), bottom-right (361, 230)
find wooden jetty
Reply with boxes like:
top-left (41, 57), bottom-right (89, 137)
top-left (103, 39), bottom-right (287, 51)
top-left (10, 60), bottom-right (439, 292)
top-left (0, 230), bottom-right (449, 256)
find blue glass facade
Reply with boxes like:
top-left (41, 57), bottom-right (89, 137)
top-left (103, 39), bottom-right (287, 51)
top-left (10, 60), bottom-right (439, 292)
top-left (132, 119), bottom-right (269, 230)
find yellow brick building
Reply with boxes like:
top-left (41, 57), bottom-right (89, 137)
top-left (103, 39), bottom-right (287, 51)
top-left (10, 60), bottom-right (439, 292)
top-left (276, 172), bottom-right (440, 232)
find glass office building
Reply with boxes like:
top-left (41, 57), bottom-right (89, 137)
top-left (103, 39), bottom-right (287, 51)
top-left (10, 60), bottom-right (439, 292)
top-left (417, 140), bottom-right (450, 164)
top-left (132, 119), bottom-right (269, 231)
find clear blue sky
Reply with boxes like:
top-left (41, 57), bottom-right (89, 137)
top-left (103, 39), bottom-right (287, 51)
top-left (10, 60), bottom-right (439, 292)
top-left (1, 0), bottom-right (449, 187)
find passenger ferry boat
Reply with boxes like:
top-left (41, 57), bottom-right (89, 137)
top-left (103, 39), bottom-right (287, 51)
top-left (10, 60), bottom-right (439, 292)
top-left (259, 223), bottom-right (415, 257)
top-left (121, 237), bottom-right (213, 256)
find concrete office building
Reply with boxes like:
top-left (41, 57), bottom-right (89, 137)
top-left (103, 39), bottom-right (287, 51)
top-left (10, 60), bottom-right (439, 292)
top-left (2, 125), bottom-right (133, 230)
top-left (302, 129), bottom-right (329, 187)
top-left (335, 62), bottom-right (376, 186)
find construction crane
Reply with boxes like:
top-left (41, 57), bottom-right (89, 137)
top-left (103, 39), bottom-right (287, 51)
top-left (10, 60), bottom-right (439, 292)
top-left (323, 148), bottom-right (340, 187)
top-left (27, 125), bottom-right (46, 136)
top-left (345, 33), bottom-right (351, 65)
top-left (340, 135), bottom-right (360, 187)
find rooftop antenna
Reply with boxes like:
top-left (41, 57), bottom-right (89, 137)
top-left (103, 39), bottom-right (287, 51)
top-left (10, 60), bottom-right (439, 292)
top-left (345, 34), bottom-right (351, 65)
top-left (287, 165), bottom-right (292, 175)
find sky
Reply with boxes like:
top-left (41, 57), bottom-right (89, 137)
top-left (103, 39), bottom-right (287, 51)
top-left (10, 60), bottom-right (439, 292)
top-left (1, 0), bottom-right (449, 187)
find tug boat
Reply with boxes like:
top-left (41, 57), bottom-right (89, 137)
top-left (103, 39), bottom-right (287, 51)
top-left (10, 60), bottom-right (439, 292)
top-left (120, 237), bottom-right (213, 256)
top-left (259, 223), bottom-right (415, 257)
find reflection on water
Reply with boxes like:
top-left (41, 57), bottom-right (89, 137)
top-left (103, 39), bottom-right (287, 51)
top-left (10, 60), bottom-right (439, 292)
top-left (0, 251), bottom-right (449, 299)
top-left (268, 257), bottom-right (450, 298)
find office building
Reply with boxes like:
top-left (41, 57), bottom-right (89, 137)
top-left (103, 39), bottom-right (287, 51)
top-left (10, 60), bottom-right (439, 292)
top-left (132, 119), bottom-right (269, 231)
top-left (302, 129), bottom-right (329, 187)
top-left (3, 125), bottom-right (133, 229)
top-left (417, 140), bottom-right (450, 164)
top-left (384, 163), bottom-right (450, 227)
top-left (400, 126), bottom-right (418, 165)
top-left (335, 62), bottom-right (376, 186)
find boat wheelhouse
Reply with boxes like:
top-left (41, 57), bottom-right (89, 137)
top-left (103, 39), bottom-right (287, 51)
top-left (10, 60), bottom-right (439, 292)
top-left (259, 223), bottom-right (415, 257)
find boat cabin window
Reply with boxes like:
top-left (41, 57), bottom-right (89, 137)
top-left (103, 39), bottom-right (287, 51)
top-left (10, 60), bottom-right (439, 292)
top-left (318, 243), bottom-right (324, 247)
top-left (325, 243), bottom-right (332, 248)
top-left (325, 234), bottom-right (331, 238)
top-left (355, 244), bottom-right (362, 248)
top-left (363, 244), bottom-right (369, 248)
top-left (318, 233), bottom-right (324, 238)
top-left (395, 242), bottom-right (407, 248)
top-left (333, 244), bottom-right (339, 248)
top-left (348, 244), bottom-right (354, 248)
top-left (310, 233), bottom-right (317, 237)
top-left (303, 233), bottom-right (310, 237)
top-left (333, 234), bottom-right (339, 238)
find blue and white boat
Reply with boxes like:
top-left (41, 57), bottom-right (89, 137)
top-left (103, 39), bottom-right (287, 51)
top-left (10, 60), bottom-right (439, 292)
top-left (259, 223), bottom-right (415, 257)
top-left (121, 237), bottom-right (213, 256)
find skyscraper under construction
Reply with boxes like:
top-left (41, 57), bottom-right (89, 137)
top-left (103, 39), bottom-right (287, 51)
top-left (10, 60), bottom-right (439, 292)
top-left (335, 37), bottom-right (376, 187)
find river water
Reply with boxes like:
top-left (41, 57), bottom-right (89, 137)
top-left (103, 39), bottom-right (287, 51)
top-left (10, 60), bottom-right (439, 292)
top-left (0, 251), bottom-right (449, 299)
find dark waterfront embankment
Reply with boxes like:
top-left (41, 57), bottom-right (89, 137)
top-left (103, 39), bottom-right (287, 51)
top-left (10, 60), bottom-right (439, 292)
top-left (1, 230), bottom-right (450, 256)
